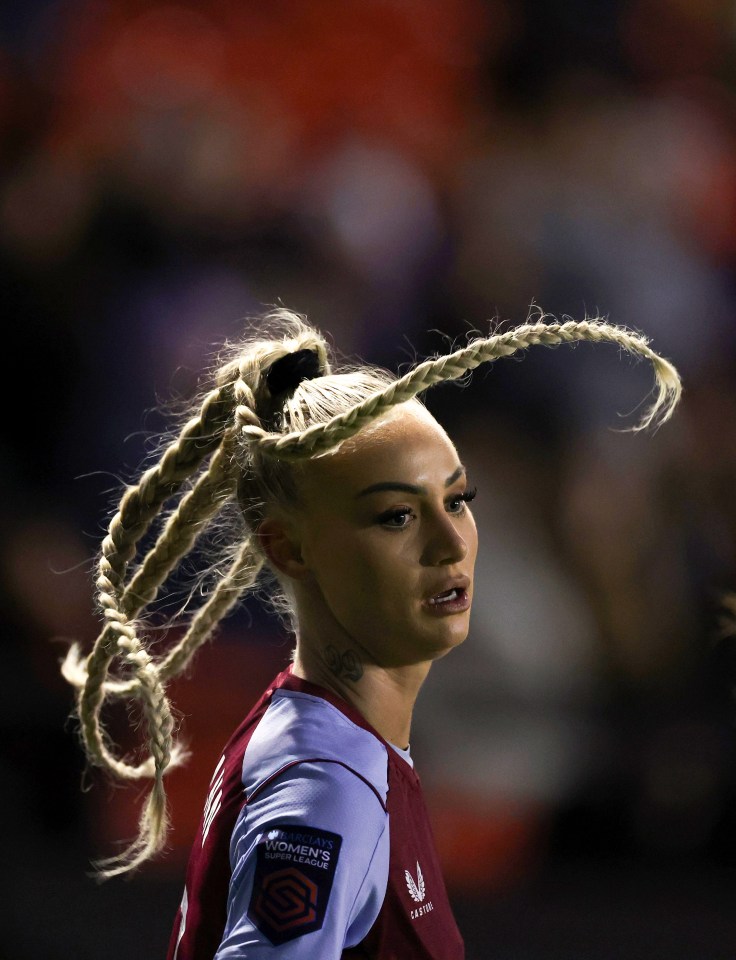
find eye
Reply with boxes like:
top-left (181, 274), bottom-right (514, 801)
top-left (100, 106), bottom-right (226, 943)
top-left (446, 486), bottom-right (477, 514)
top-left (377, 507), bottom-right (415, 529)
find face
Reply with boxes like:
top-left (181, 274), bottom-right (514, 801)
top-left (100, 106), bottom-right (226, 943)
top-left (290, 402), bottom-right (479, 668)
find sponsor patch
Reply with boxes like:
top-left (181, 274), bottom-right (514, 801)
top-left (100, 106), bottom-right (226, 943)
top-left (248, 824), bottom-right (342, 945)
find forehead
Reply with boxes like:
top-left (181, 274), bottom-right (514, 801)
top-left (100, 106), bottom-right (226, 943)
top-left (300, 403), bottom-right (460, 497)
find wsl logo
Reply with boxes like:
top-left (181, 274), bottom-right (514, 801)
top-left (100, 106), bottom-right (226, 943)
top-left (248, 825), bottom-right (343, 945)
top-left (405, 861), bottom-right (434, 920)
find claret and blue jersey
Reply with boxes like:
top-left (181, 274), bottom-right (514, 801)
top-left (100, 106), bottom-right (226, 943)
top-left (167, 667), bottom-right (464, 959)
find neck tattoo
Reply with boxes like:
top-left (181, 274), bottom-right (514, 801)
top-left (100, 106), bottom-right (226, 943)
top-left (325, 644), bottom-right (363, 683)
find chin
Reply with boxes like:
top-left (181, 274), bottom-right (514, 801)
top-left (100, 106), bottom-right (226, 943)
top-left (428, 623), bottom-right (470, 660)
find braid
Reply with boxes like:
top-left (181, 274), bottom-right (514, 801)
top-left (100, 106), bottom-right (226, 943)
top-left (64, 383), bottom-right (245, 877)
top-left (158, 538), bottom-right (264, 684)
top-left (63, 543), bottom-right (263, 701)
top-left (72, 383), bottom-right (238, 777)
top-left (242, 318), bottom-right (681, 460)
top-left (119, 435), bottom-right (240, 619)
top-left (61, 438), bottom-right (245, 697)
top-left (62, 376), bottom-right (264, 698)
top-left (99, 383), bottom-right (236, 593)
top-left (90, 637), bottom-right (176, 878)
top-left (64, 311), bottom-right (336, 876)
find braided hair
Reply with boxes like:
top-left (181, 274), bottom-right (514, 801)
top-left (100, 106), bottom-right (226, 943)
top-left (61, 306), bottom-right (682, 876)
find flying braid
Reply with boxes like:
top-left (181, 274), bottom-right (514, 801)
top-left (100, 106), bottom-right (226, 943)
top-left (241, 318), bottom-right (681, 460)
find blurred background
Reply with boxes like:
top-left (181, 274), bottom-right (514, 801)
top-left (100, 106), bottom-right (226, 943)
top-left (3, 0), bottom-right (736, 956)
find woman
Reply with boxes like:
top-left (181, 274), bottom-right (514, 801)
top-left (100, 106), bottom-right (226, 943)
top-left (61, 308), bottom-right (681, 958)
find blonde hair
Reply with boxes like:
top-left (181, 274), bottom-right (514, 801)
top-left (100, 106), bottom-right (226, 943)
top-left (61, 306), bottom-right (682, 877)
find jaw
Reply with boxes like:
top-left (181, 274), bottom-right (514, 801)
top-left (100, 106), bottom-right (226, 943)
top-left (293, 571), bottom-right (472, 670)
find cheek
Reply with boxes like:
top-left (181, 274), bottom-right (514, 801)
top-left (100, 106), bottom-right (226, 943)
top-left (338, 542), bottom-right (402, 598)
top-left (304, 528), bottom-right (372, 595)
top-left (466, 517), bottom-right (479, 566)
top-left (311, 535), bottom-right (410, 614)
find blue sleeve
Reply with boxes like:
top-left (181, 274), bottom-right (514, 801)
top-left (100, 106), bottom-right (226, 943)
top-left (214, 760), bottom-right (389, 958)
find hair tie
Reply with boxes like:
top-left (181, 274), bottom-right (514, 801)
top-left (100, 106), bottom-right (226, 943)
top-left (266, 349), bottom-right (322, 396)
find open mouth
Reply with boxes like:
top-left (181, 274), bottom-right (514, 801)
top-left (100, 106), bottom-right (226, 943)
top-left (428, 588), bottom-right (462, 606)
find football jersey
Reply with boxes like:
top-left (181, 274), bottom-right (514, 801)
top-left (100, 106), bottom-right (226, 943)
top-left (167, 666), bottom-right (464, 959)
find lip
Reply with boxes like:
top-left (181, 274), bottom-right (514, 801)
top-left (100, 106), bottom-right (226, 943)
top-left (422, 576), bottom-right (472, 616)
top-left (424, 576), bottom-right (470, 602)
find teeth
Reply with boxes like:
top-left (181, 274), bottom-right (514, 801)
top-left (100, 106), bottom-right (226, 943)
top-left (429, 588), bottom-right (459, 605)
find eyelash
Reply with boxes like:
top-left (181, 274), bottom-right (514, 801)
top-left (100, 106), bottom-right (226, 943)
top-left (378, 487), bottom-right (477, 528)
top-left (449, 487), bottom-right (477, 512)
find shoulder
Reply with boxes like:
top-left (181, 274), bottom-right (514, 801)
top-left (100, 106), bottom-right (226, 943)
top-left (242, 687), bottom-right (389, 807)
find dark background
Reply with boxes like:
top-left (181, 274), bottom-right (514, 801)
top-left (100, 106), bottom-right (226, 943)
top-left (2, 0), bottom-right (736, 956)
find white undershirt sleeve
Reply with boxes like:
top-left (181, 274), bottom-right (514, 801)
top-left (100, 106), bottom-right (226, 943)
top-left (214, 759), bottom-right (389, 959)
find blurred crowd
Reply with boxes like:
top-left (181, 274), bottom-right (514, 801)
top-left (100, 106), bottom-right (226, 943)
top-left (3, 0), bottom-right (736, 956)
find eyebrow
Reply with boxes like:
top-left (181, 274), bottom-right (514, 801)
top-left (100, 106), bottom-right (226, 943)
top-left (356, 464), bottom-right (466, 498)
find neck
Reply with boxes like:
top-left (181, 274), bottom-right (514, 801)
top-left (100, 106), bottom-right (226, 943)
top-left (292, 635), bottom-right (431, 749)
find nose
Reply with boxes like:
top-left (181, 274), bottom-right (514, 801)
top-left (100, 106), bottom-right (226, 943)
top-left (421, 512), bottom-right (469, 567)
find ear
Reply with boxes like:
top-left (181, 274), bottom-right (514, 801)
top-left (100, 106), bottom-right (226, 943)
top-left (256, 516), bottom-right (310, 581)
